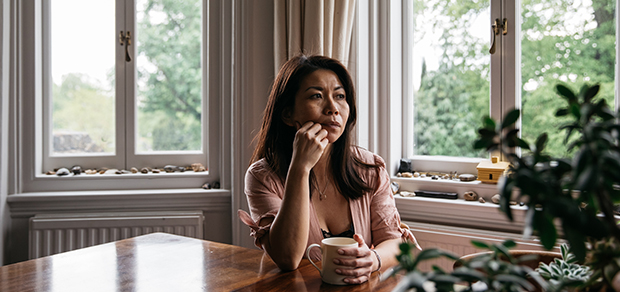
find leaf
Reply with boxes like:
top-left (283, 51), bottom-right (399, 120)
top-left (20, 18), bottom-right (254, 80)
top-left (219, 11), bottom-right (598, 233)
top-left (391, 272), bottom-right (427, 292)
top-left (412, 248), bottom-right (458, 269)
top-left (482, 116), bottom-right (496, 130)
top-left (516, 138), bottom-right (531, 151)
top-left (575, 165), bottom-right (597, 192)
top-left (429, 273), bottom-right (460, 284)
top-left (470, 240), bottom-right (490, 249)
top-left (477, 128), bottom-right (496, 137)
top-left (556, 84), bottom-right (576, 102)
top-left (570, 103), bottom-right (581, 119)
top-left (582, 84), bottom-right (600, 103)
top-left (451, 267), bottom-right (486, 282)
top-left (534, 210), bottom-right (557, 250)
top-left (502, 239), bottom-right (517, 249)
top-left (555, 108), bottom-right (569, 117)
top-left (501, 109), bottom-right (521, 130)
top-left (563, 224), bottom-right (587, 262)
top-left (535, 133), bottom-right (548, 154)
top-left (473, 138), bottom-right (492, 150)
top-left (495, 274), bottom-right (535, 291)
top-left (499, 188), bottom-right (515, 220)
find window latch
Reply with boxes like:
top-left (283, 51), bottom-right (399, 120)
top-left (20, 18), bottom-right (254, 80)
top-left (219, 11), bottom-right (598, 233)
top-left (119, 31), bottom-right (132, 62)
top-left (489, 18), bottom-right (508, 54)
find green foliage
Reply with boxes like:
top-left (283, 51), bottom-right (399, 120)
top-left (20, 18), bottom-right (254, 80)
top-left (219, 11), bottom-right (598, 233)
top-left (535, 243), bottom-right (592, 291)
top-left (413, 0), bottom-right (489, 158)
top-left (136, 0), bottom-right (202, 151)
top-left (52, 0), bottom-right (203, 153)
top-left (413, 0), bottom-right (615, 159)
top-left (474, 83), bottom-right (620, 288)
top-left (389, 240), bottom-right (547, 292)
top-left (52, 73), bottom-right (115, 152)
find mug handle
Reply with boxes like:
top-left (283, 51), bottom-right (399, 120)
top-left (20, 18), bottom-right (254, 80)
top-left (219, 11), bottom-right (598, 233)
top-left (306, 244), bottom-right (322, 274)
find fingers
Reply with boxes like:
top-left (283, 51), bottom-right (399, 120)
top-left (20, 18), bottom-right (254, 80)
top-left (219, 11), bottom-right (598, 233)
top-left (334, 234), bottom-right (373, 284)
top-left (290, 122), bottom-right (329, 171)
top-left (298, 122), bottom-right (328, 142)
top-left (353, 234), bottom-right (365, 248)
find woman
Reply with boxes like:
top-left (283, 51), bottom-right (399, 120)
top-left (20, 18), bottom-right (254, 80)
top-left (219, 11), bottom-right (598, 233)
top-left (239, 55), bottom-right (418, 285)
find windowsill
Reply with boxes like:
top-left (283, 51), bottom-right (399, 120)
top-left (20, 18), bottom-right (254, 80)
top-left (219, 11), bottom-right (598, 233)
top-left (392, 176), bottom-right (527, 234)
top-left (392, 176), bottom-right (502, 200)
top-left (395, 195), bottom-right (528, 234)
top-left (8, 188), bottom-right (231, 218)
top-left (34, 170), bottom-right (210, 180)
top-left (405, 155), bottom-right (484, 175)
top-left (23, 171), bottom-right (215, 193)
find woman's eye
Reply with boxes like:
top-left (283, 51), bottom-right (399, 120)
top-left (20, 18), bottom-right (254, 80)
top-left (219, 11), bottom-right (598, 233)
top-left (336, 94), bottom-right (346, 100)
top-left (311, 94), bottom-right (322, 99)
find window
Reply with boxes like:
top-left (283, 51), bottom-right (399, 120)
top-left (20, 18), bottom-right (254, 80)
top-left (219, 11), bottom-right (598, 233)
top-left (44, 0), bottom-right (206, 172)
top-left (410, 1), bottom-right (490, 158)
top-left (16, 0), bottom-right (223, 192)
top-left (354, 0), bottom-right (618, 233)
top-left (355, 0), bottom-right (618, 202)
top-left (406, 0), bottom-right (617, 161)
top-left (519, 0), bottom-right (616, 158)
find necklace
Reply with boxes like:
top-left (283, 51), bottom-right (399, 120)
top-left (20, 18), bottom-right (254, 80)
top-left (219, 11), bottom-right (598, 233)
top-left (317, 173), bottom-right (329, 201)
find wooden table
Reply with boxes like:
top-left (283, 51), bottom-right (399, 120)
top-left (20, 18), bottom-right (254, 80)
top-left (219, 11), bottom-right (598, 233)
top-left (0, 232), bottom-right (402, 291)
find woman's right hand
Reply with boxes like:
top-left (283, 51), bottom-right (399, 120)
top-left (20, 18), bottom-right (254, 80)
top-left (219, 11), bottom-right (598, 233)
top-left (290, 121), bottom-right (329, 172)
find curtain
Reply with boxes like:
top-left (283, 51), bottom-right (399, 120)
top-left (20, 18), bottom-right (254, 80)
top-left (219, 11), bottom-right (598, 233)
top-left (274, 0), bottom-right (356, 73)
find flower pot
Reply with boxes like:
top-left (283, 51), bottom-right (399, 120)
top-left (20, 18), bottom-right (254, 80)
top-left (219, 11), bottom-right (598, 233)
top-left (453, 250), bottom-right (562, 292)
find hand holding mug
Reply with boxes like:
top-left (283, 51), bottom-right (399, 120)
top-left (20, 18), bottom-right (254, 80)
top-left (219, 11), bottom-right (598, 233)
top-left (332, 234), bottom-right (375, 284)
top-left (306, 237), bottom-right (357, 285)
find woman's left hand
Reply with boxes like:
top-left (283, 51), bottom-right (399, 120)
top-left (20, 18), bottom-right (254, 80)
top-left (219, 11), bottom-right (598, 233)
top-left (333, 234), bottom-right (376, 284)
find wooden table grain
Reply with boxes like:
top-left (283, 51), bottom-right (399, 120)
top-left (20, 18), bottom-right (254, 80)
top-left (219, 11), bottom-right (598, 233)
top-left (0, 232), bottom-right (401, 291)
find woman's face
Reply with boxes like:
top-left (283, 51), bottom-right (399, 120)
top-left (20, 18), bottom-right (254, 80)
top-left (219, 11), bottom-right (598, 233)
top-left (284, 69), bottom-right (350, 143)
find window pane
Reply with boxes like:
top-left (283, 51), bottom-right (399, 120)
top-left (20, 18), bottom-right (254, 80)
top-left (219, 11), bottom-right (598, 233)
top-left (412, 1), bottom-right (490, 157)
top-left (136, 0), bottom-right (203, 152)
top-left (521, 0), bottom-right (616, 158)
top-left (51, 0), bottom-right (115, 155)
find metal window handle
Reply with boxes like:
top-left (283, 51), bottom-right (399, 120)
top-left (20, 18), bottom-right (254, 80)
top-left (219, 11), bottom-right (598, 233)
top-left (119, 31), bottom-right (132, 62)
top-left (489, 18), bottom-right (508, 54)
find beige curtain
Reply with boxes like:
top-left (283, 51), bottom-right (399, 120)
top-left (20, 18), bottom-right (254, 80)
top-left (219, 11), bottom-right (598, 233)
top-left (274, 0), bottom-right (356, 73)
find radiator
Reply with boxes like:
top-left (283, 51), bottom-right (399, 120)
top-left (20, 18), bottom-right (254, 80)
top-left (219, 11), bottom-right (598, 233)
top-left (404, 221), bottom-right (556, 272)
top-left (29, 211), bottom-right (204, 259)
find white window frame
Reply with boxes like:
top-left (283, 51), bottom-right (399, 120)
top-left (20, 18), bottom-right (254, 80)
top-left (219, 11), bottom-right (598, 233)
top-left (14, 0), bottom-right (226, 193)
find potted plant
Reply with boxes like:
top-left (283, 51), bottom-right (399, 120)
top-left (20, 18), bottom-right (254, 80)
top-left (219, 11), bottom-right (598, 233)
top-left (389, 83), bottom-right (620, 291)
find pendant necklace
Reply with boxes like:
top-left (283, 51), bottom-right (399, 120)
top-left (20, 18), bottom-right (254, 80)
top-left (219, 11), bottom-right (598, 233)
top-left (317, 173), bottom-right (329, 201)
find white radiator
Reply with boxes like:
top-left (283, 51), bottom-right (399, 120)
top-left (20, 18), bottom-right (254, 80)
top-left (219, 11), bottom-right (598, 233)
top-left (29, 211), bottom-right (204, 259)
top-left (404, 221), bottom-right (556, 272)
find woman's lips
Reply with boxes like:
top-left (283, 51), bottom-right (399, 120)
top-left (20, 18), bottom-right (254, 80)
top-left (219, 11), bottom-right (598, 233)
top-left (321, 122), bottom-right (341, 130)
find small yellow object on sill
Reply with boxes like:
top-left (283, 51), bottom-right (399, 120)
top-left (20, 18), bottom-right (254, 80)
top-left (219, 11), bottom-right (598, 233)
top-left (476, 156), bottom-right (510, 184)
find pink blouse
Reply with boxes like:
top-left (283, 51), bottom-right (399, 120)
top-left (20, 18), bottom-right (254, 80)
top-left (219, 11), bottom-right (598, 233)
top-left (238, 147), bottom-right (418, 261)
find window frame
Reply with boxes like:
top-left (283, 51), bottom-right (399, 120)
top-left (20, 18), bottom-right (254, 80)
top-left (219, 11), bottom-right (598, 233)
top-left (356, 0), bottom-right (619, 209)
top-left (16, 0), bottom-right (224, 193)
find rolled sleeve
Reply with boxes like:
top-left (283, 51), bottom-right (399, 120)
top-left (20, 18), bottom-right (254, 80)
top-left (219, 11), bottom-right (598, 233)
top-left (240, 160), bottom-right (285, 248)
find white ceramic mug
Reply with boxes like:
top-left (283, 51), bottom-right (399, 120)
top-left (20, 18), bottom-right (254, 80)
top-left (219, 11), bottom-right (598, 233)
top-left (306, 237), bottom-right (358, 285)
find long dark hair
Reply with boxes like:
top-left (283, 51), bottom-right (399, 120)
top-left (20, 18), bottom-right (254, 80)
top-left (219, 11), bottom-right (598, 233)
top-left (250, 55), bottom-right (382, 200)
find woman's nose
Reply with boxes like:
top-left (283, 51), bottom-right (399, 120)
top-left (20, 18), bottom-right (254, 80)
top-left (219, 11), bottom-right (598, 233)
top-left (324, 96), bottom-right (339, 115)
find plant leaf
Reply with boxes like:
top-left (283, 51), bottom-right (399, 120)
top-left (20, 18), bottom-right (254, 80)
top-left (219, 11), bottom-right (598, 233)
top-left (470, 240), bottom-right (490, 249)
top-left (482, 116), bottom-right (496, 130)
top-left (570, 103), bottom-right (581, 119)
top-left (535, 133), bottom-right (548, 154)
top-left (582, 84), bottom-right (599, 103)
top-left (501, 109), bottom-right (521, 130)
top-left (555, 108), bottom-right (569, 117)
top-left (556, 84), bottom-right (576, 102)
top-left (534, 210), bottom-right (557, 250)
top-left (495, 274), bottom-right (535, 291)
